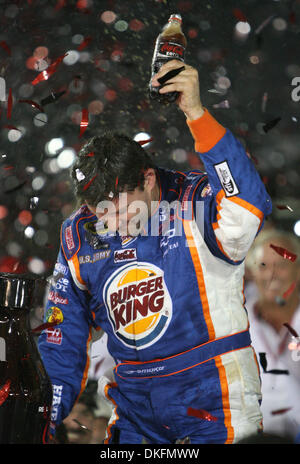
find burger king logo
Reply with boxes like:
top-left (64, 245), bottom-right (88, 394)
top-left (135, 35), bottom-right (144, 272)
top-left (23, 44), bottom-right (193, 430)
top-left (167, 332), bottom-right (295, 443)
top-left (103, 262), bottom-right (172, 349)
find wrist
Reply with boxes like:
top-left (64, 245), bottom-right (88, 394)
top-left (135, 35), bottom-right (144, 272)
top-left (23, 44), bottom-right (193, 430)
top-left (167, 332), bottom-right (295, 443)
top-left (185, 104), bottom-right (205, 121)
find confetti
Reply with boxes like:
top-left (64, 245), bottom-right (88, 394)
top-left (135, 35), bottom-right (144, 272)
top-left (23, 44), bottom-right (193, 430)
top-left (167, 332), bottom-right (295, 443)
top-left (261, 92), bottom-right (268, 113)
top-left (0, 41), bottom-right (11, 56)
top-left (275, 204), bottom-right (293, 212)
top-left (271, 408), bottom-right (292, 415)
top-left (283, 322), bottom-right (299, 338)
top-left (262, 117), bottom-right (281, 133)
top-left (269, 244), bottom-right (297, 262)
top-left (31, 320), bottom-right (60, 334)
top-left (3, 125), bottom-right (21, 132)
top-left (83, 174), bottom-right (97, 191)
top-left (187, 407), bottom-right (218, 422)
top-left (157, 66), bottom-right (185, 85)
top-left (18, 99), bottom-right (44, 112)
top-left (233, 8), bottom-right (248, 22)
top-left (4, 180), bottom-right (27, 194)
top-left (254, 15), bottom-right (275, 35)
top-left (72, 419), bottom-right (90, 431)
top-left (212, 100), bottom-right (230, 109)
top-left (138, 138), bottom-right (153, 146)
top-left (40, 90), bottom-right (67, 107)
top-left (77, 36), bottom-right (92, 51)
top-left (282, 281), bottom-right (297, 300)
top-left (258, 352), bottom-right (289, 375)
top-left (79, 108), bottom-right (89, 137)
top-left (7, 88), bottom-right (12, 119)
top-left (0, 379), bottom-right (11, 406)
top-left (75, 168), bottom-right (85, 181)
top-left (31, 53), bottom-right (68, 86)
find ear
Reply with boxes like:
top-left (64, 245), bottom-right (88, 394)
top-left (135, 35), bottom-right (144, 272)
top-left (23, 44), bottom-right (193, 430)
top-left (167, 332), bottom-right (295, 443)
top-left (143, 168), bottom-right (157, 191)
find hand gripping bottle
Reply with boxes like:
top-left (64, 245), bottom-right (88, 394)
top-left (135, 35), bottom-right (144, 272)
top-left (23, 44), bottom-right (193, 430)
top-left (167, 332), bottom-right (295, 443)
top-left (149, 13), bottom-right (187, 104)
top-left (0, 273), bottom-right (53, 443)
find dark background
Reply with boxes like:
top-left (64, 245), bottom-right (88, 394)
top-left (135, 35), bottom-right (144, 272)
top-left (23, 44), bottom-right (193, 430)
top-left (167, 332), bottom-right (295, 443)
top-left (0, 0), bottom-right (299, 278)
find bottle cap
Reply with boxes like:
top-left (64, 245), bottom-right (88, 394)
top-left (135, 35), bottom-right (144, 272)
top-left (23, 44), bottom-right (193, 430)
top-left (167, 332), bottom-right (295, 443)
top-left (0, 272), bottom-right (36, 309)
top-left (168, 14), bottom-right (182, 24)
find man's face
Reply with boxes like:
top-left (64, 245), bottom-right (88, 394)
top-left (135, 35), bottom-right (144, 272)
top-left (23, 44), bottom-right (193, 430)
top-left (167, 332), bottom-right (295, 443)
top-left (253, 240), bottom-right (300, 303)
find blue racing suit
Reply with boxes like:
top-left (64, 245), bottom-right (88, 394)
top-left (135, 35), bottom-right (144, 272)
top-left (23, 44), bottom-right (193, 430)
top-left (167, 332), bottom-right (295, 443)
top-left (38, 109), bottom-right (272, 444)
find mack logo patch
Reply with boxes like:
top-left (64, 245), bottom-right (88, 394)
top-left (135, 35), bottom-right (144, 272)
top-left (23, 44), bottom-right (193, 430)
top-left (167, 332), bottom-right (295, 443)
top-left (214, 161), bottom-right (239, 197)
top-left (103, 262), bottom-right (172, 350)
top-left (46, 328), bottom-right (62, 345)
top-left (65, 226), bottom-right (75, 250)
top-left (114, 248), bottom-right (137, 263)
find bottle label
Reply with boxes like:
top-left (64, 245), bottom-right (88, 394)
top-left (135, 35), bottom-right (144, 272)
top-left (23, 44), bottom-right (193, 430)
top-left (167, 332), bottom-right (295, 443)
top-left (158, 41), bottom-right (185, 60)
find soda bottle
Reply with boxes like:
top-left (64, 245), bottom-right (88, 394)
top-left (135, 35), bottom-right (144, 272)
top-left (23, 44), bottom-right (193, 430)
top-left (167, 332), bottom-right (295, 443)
top-left (149, 13), bottom-right (187, 104)
top-left (0, 272), bottom-right (53, 444)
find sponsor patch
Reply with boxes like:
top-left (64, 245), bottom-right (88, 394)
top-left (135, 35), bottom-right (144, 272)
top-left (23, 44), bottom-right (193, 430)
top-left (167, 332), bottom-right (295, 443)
top-left (46, 306), bottom-right (64, 324)
top-left (51, 384), bottom-right (63, 421)
top-left (120, 235), bottom-right (137, 247)
top-left (201, 183), bottom-right (212, 198)
top-left (53, 262), bottom-right (68, 276)
top-left (103, 262), bottom-right (173, 350)
top-left (48, 291), bottom-right (68, 305)
top-left (65, 226), bottom-right (75, 250)
top-left (78, 250), bottom-right (111, 264)
top-left (53, 277), bottom-right (69, 293)
top-left (46, 328), bottom-right (62, 345)
top-left (114, 248), bottom-right (137, 263)
top-left (181, 184), bottom-right (193, 211)
top-left (214, 161), bottom-right (239, 197)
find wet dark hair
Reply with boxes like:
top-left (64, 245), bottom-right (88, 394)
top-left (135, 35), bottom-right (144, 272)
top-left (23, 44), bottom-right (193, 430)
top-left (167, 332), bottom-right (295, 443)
top-left (71, 132), bottom-right (156, 207)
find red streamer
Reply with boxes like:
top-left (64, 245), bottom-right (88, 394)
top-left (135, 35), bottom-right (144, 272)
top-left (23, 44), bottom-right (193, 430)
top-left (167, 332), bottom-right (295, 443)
top-left (0, 41), bottom-right (11, 56)
top-left (3, 125), bottom-right (21, 132)
top-left (283, 281), bottom-right (297, 300)
top-left (275, 204), bottom-right (293, 212)
top-left (31, 321), bottom-right (60, 334)
top-left (85, 152), bottom-right (94, 157)
top-left (31, 53), bottom-right (68, 86)
top-left (269, 244), bottom-right (297, 262)
top-left (271, 407), bottom-right (292, 415)
top-left (7, 88), bottom-right (12, 119)
top-left (0, 379), bottom-right (11, 406)
top-left (77, 36), bottom-right (92, 51)
top-left (18, 99), bottom-right (44, 112)
top-left (233, 8), bottom-right (248, 22)
top-left (138, 138), bottom-right (153, 146)
top-left (187, 407), bottom-right (218, 422)
top-left (83, 174), bottom-right (97, 191)
top-left (79, 108), bottom-right (89, 137)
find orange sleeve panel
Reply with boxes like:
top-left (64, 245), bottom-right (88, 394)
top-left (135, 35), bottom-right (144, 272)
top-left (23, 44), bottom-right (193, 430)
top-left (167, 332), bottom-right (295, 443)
top-left (186, 108), bottom-right (226, 153)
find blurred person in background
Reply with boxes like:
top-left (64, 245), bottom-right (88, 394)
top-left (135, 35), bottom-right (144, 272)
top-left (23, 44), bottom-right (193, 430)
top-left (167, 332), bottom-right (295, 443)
top-left (245, 229), bottom-right (300, 440)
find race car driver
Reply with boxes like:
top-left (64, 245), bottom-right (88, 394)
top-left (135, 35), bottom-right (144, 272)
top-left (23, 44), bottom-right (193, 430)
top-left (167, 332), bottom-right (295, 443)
top-left (38, 60), bottom-right (272, 444)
